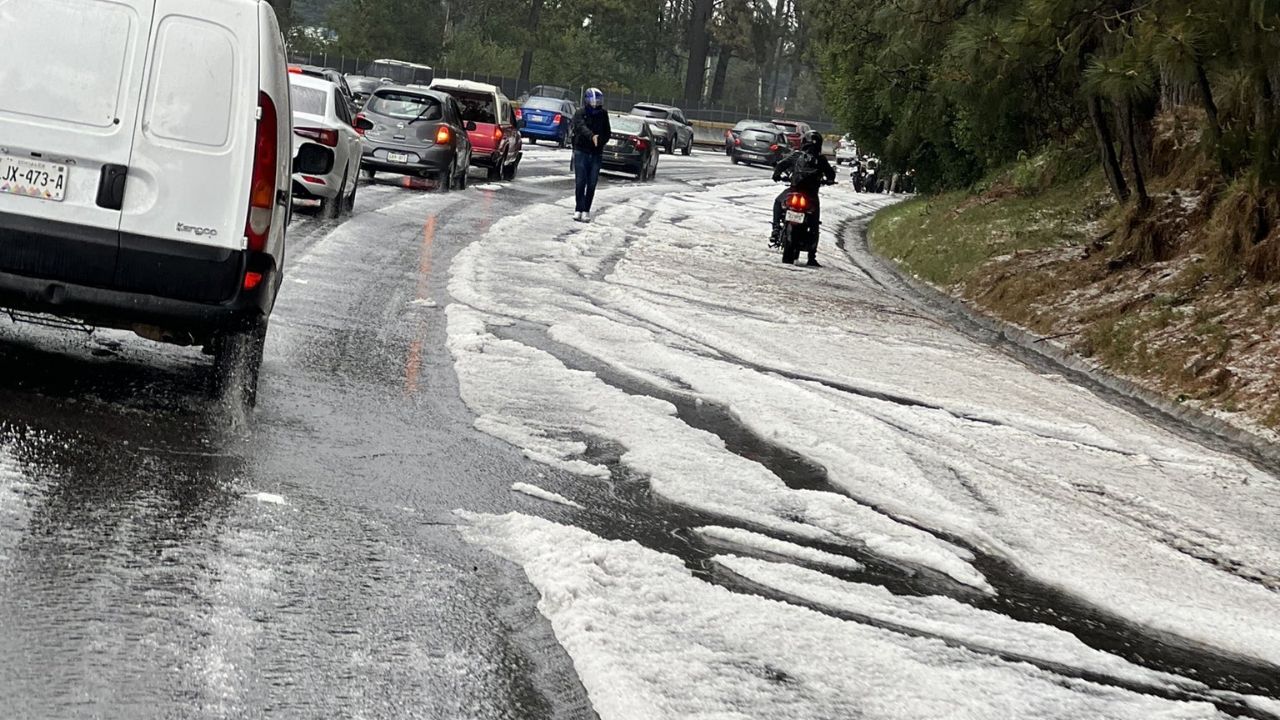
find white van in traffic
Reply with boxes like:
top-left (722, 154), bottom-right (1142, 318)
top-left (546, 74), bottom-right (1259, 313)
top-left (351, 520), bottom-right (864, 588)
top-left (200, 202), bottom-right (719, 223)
top-left (0, 0), bottom-right (292, 406)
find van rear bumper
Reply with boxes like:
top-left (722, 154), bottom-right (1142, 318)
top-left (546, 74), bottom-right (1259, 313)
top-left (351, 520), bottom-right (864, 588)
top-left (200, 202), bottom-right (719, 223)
top-left (0, 213), bottom-right (277, 341)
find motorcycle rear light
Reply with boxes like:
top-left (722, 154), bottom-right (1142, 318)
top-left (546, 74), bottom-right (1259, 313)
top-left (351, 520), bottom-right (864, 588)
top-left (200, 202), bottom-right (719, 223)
top-left (244, 91), bottom-right (278, 253)
top-left (785, 193), bottom-right (808, 211)
top-left (436, 125), bottom-right (452, 144)
top-left (295, 126), bottom-right (338, 147)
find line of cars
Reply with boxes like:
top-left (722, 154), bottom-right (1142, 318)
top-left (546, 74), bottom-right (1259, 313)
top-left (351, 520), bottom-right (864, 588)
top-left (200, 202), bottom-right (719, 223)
top-left (286, 65), bottom-right (527, 217)
top-left (723, 118), bottom-right (817, 168)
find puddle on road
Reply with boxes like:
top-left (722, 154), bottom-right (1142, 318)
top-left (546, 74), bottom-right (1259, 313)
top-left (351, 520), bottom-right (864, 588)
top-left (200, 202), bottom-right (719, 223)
top-left (490, 321), bottom-right (1280, 715)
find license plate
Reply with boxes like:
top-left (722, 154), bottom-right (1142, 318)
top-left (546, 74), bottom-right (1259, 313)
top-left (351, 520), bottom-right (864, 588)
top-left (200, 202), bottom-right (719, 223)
top-left (387, 152), bottom-right (410, 163)
top-left (786, 210), bottom-right (806, 224)
top-left (530, 114), bottom-right (546, 123)
top-left (0, 154), bottom-right (68, 202)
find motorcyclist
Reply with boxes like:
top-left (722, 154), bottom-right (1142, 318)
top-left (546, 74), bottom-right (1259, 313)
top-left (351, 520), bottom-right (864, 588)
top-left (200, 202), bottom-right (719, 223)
top-left (770, 131), bottom-right (836, 267)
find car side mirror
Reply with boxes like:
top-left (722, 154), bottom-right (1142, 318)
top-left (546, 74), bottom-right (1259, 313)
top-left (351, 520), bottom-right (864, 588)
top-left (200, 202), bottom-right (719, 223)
top-left (465, 121), bottom-right (478, 131)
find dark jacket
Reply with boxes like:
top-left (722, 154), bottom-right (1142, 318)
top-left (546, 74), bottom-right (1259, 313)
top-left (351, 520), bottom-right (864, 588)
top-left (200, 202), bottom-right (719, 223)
top-left (773, 150), bottom-right (836, 192)
top-left (572, 107), bottom-right (612, 156)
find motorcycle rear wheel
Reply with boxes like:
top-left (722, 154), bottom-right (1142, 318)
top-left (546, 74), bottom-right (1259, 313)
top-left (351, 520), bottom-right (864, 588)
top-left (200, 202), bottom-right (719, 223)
top-left (781, 224), bottom-right (801, 265)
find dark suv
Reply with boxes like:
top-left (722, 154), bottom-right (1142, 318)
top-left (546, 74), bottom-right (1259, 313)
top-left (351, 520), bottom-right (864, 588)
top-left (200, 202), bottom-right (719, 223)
top-left (356, 87), bottom-right (474, 190)
top-left (629, 103), bottom-right (695, 155)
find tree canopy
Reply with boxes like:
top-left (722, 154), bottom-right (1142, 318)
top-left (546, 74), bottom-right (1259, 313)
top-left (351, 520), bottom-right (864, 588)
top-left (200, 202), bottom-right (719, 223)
top-left (810, 0), bottom-right (1280, 196)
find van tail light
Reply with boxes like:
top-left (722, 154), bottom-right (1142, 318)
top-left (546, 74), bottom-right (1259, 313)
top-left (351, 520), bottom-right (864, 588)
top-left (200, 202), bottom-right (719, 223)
top-left (785, 193), bottom-right (809, 212)
top-left (245, 91), bottom-right (278, 254)
top-left (436, 125), bottom-right (452, 144)
top-left (631, 136), bottom-right (648, 151)
top-left (295, 126), bottom-right (339, 147)
top-left (553, 113), bottom-right (563, 125)
top-left (494, 126), bottom-right (504, 142)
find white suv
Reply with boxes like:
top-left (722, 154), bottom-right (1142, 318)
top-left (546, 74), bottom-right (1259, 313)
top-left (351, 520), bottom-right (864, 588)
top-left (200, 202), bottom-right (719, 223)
top-left (0, 0), bottom-right (293, 406)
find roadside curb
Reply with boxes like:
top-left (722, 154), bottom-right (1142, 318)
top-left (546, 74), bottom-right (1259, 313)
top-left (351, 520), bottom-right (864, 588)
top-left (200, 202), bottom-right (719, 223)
top-left (842, 215), bottom-right (1280, 472)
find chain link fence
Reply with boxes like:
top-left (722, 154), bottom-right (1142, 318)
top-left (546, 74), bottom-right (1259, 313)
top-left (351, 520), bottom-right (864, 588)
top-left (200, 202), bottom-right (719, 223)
top-left (289, 50), bottom-right (837, 132)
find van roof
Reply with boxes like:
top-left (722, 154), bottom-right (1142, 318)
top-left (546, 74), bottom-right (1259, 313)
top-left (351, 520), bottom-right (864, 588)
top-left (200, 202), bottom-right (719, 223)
top-left (430, 78), bottom-right (501, 96)
top-left (371, 59), bottom-right (433, 69)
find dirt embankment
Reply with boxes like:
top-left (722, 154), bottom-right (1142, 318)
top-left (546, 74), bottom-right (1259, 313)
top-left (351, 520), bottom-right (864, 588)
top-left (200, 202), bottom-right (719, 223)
top-left (869, 137), bottom-right (1280, 437)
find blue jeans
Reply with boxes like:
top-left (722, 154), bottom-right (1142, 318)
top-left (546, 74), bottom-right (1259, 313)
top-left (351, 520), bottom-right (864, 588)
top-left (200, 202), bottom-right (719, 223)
top-left (574, 151), bottom-right (603, 212)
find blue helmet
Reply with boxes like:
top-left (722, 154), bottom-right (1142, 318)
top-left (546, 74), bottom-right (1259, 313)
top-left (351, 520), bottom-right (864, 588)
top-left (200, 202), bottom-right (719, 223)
top-left (584, 87), bottom-right (604, 108)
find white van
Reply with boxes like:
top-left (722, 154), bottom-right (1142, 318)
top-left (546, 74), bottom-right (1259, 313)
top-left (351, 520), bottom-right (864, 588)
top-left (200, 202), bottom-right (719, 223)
top-left (0, 0), bottom-right (292, 406)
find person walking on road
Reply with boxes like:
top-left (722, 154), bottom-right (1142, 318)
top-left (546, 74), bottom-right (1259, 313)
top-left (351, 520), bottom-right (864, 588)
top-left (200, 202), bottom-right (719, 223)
top-left (572, 87), bottom-right (611, 223)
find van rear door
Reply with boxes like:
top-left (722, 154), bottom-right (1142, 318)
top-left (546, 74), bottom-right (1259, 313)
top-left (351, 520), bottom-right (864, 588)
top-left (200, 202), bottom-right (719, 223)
top-left (119, 0), bottom-right (258, 253)
top-left (0, 0), bottom-right (155, 286)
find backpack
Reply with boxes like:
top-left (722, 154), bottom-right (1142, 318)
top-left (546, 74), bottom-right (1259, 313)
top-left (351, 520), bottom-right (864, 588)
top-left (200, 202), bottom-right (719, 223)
top-left (788, 150), bottom-right (823, 187)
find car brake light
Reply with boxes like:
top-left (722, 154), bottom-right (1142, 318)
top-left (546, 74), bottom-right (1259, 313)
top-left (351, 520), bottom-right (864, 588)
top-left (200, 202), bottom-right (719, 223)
top-left (553, 113), bottom-right (563, 124)
top-left (494, 126), bottom-right (504, 142)
top-left (354, 113), bottom-right (368, 136)
top-left (243, 271), bottom-right (264, 291)
top-left (632, 136), bottom-right (648, 151)
top-left (245, 91), bottom-right (278, 254)
top-left (295, 126), bottom-right (339, 147)
top-left (287, 65), bottom-right (303, 74)
top-left (770, 144), bottom-right (780, 151)
top-left (735, 137), bottom-right (742, 146)
top-left (436, 125), bottom-right (451, 144)
top-left (785, 193), bottom-right (808, 211)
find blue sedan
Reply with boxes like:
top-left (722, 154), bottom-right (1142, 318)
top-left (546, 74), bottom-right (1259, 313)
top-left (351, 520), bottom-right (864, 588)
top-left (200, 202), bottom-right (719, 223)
top-left (518, 97), bottom-right (575, 147)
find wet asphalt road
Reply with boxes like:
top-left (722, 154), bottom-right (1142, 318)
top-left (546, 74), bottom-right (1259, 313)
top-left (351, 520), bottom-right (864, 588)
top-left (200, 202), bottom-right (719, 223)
top-left (0, 148), bottom-right (763, 719)
top-left (5, 146), bottom-right (1279, 719)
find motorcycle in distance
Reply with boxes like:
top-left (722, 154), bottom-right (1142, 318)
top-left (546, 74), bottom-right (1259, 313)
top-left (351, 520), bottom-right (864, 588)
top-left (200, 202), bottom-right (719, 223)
top-left (850, 156), bottom-right (886, 193)
top-left (774, 174), bottom-right (837, 265)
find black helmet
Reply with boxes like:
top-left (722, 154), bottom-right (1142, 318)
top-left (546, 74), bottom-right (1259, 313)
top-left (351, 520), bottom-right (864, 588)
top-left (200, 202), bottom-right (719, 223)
top-left (802, 131), bottom-right (823, 153)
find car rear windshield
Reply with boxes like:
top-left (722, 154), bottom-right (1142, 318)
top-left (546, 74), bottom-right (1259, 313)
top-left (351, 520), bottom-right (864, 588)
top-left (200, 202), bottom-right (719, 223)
top-left (611, 116), bottom-right (645, 135)
top-left (366, 92), bottom-right (442, 121)
top-left (774, 122), bottom-right (800, 132)
top-left (448, 91), bottom-right (497, 124)
top-left (742, 130), bottom-right (779, 143)
top-left (291, 84), bottom-right (328, 116)
top-left (524, 97), bottom-right (565, 112)
top-left (632, 107), bottom-right (669, 119)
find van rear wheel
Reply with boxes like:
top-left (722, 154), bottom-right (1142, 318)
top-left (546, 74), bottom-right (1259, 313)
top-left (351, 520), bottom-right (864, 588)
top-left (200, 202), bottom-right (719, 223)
top-left (212, 316), bottom-right (268, 410)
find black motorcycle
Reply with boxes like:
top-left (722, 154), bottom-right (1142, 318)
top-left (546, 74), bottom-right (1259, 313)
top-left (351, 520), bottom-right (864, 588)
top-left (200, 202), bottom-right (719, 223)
top-left (773, 178), bottom-right (836, 265)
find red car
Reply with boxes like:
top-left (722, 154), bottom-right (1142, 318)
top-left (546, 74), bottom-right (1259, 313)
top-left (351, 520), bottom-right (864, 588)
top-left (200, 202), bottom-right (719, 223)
top-left (431, 79), bottom-right (523, 181)
top-left (772, 119), bottom-right (813, 150)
